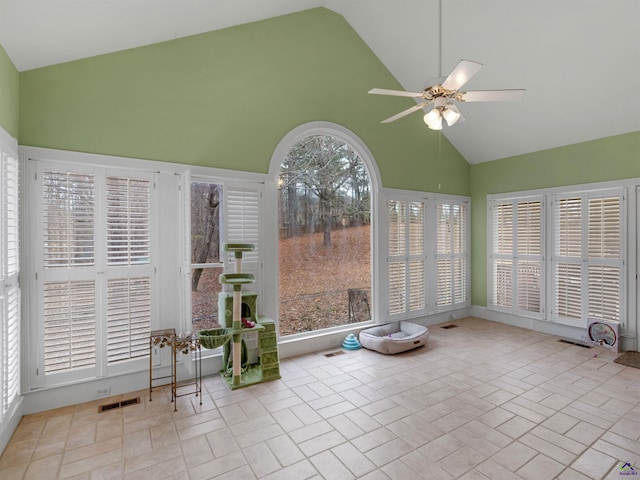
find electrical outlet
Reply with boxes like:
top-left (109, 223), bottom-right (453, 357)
top-left (96, 386), bottom-right (111, 397)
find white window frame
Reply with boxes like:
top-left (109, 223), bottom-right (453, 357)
top-left (488, 195), bottom-right (545, 319)
top-left (382, 189), bottom-right (470, 322)
top-left (435, 197), bottom-right (470, 312)
top-left (0, 128), bottom-right (20, 422)
top-left (26, 159), bottom-right (159, 388)
top-left (268, 121), bottom-right (381, 332)
top-left (180, 173), bottom-right (264, 337)
top-left (488, 183), bottom-right (627, 331)
top-left (385, 195), bottom-right (429, 320)
top-left (550, 188), bottom-right (626, 328)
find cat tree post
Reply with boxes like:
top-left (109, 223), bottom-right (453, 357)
top-left (220, 244), bottom-right (257, 387)
top-left (217, 243), bottom-right (279, 389)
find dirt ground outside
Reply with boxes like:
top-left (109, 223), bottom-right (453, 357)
top-left (191, 225), bottom-right (371, 336)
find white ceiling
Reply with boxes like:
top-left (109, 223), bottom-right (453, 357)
top-left (1, 0), bottom-right (639, 164)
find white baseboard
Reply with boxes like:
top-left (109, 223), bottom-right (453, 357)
top-left (21, 354), bottom-right (224, 417)
top-left (278, 308), bottom-right (472, 359)
top-left (0, 396), bottom-right (24, 455)
top-left (470, 305), bottom-right (637, 351)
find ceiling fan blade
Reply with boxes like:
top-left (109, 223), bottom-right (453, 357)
top-left (369, 88), bottom-right (424, 98)
top-left (381, 102), bottom-right (429, 123)
top-left (460, 89), bottom-right (526, 102)
top-left (441, 59), bottom-right (483, 91)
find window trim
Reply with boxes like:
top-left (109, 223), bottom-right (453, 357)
top-left (434, 197), bottom-right (470, 313)
top-left (550, 188), bottom-right (626, 328)
top-left (21, 146), bottom-right (273, 392)
top-left (386, 196), bottom-right (429, 320)
top-left (488, 195), bottom-right (545, 320)
top-left (487, 181), bottom-right (630, 332)
top-left (383, 189), bottom-right (471, 322)
top-left (27, 161), bottom-right (160, 387)
top-left (0, 128), bottom-right (20, 422)
top-left (268, 122), bottom-right (381, 330)
top-left (181, 175), bottom-right (264, 338)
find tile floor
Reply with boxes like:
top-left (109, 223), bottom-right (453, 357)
top-left (2, 317), bottom-right (640, 479)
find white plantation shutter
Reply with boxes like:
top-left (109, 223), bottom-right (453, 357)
top-left (555, 263), bottom-right (582, 320)
top-left (516, 201), bottom-right (542, 313)
top-left (43, 280), bottom-right (96, 373)
top-left (490, 197), bottom-right (543, 317)
top-left (106, 177), bottom-right (151, 265)
top-left (554, 196), bottom-right (583, 321)
top-left (387, 198), bottom-right (427, 318)
top-left (107, 277), bottom-right (151, 363)
top-left (225, 183), bottom-right (260, 265)
top-left (552, 190), bottom-right (624, 326)
top-left (588, 266), bottom-right (620, 321)
top-left (1, 141), bottom-right (20, 417)
top-left (437, 259), bottom-right (452, 306)
top-left (43, 171), bottom-right (95, 267)
top-left (436, 204), bottom-right (452, 307)
top-left (409, 261), bottom-right (425, 312)
top-left (35, 164), bottom-right (157, 384)
top-left (388, 200), bottom-right (406, 315)
top-left (436, 201), bottom-right (468, 308)
top-left (40, 169), bottom-right (98, 377)
top-left (388, 262), bottom-right (406, 315)
top-left (517, 261), bottom-right (541, 312)
top-left (494, 203), bottom-right (513, 256)
top-left (388, 200), bottom-right (406, 257)
top-left (491, 202), bottom-right (513, 309)
top-left (493, 259), bottom-right (513, 308)
top-left (3, 287), bottom-right (19, 414)
top-left (105, 175), bottom-right (153, 363)
top-left (408, 202), bottom-right (426, 312)
top-left (224, 182), bottom-right (262, 302)
top-left (587, 195), bottom-right (622, 322)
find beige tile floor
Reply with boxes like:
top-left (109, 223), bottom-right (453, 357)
top-left (2, 317), bottom-right (640, 479)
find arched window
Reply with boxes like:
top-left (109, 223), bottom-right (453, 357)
top-left (270, 123), bottom-right (380, 337)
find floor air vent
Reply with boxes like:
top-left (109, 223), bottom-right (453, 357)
top-left (324, 350), bottom-right (346, 357)
top-left (559, 339), bottom-right (592, 348)
top-left (441, 325), bottom-right (458, 329)
top-left (98, 397), bottom-right (141, 413)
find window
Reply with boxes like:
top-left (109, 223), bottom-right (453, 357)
top-left (190, 181), bottom-right (223, 332)
top-left (31, 163), bottom-right (156, 386)
top-left (385, 193), bottom-right (470, 320)
top-left (1, 135), bottom-right (19, 419)
top-left (277, 135), bottom-right (371, 336)
top-left (187, 178), bottom-right (262, 333)
top-left (488, 187), bottom-right (625, 329)
top-left (552, 189), bottom-right (624, 326)
top-left (387, 199), bottom-right (427, 318)
top-left (436, 200), bottom-right (469, 309)
top-left (489, 197), bottom-right (544, 318)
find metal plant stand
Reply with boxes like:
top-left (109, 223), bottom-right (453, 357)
top-left (149, 328), bottom-right (202, 410)
top-left (171, 333), bottom-right (202, 411)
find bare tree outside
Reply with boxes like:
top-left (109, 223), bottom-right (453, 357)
top-left (191, 182), bottom-right (223, 331)
top-left (278, 135), bottom-right (371, 336)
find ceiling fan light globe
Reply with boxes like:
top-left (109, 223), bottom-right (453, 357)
top-left (424, 109), bottom-right (442, 130)
top-left (442, 107), bottom-right (461, 126)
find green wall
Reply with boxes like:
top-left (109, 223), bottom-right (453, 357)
top-left (470, 131), bottom-right (640, 306)
top-left (0, 44), bottom-right (19, 138)
top-left (19, 8), bottom-right (469, 194)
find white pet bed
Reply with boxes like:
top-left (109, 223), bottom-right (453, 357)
top-left (359, 322), bottom-right (429, 354)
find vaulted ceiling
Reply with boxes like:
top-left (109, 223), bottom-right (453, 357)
top-left (1, 0), bottom-right (638, 164)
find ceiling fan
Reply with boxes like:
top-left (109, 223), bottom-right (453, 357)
top-left (369, 59), bottom-right (526, 129)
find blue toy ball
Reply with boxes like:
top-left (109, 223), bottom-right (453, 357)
top-left (342, 333), bottom-right (361, 350)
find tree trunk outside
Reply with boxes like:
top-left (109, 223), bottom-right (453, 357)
top-left (192, 190), bottom-right (219, 291)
